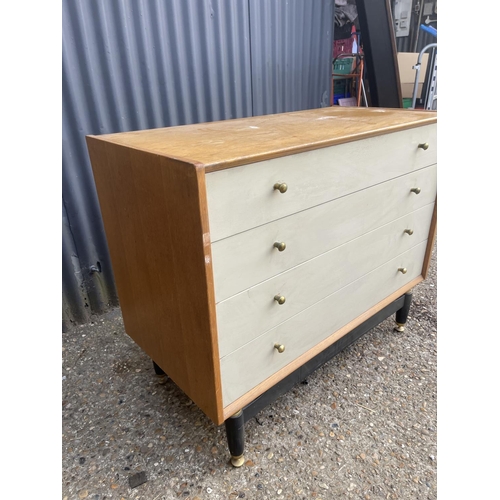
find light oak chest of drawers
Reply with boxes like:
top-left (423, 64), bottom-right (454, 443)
top-left (87, 107), bottom-right (437, 466)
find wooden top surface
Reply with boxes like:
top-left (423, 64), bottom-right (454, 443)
top-left (91, 107), bottom-right (437, 172)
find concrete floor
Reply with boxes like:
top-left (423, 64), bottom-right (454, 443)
top-left (62, 244), bottom-right (436, 500)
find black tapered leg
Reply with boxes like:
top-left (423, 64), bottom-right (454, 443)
top-left (152, 360), bottom-right (166, 375)
top-left (395, 291), bottom-right (413, 332)
top-left (225, 410), bottom-right (245, 467)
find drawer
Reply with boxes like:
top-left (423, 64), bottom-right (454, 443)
top-left (206, 125), bottom-right (436, 242)
top-left (220, 241), bottom-right (428, 406)
top-left (212, 164), bottom-right (436, 302)
top-left (216, 203), bottom-right (434, 357)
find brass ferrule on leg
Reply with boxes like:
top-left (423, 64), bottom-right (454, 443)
top-left (230, 454), bottom-right (245, 467)
top-left (394, 322), bottom-right (405, 332)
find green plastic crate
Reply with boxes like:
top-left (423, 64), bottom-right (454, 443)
top-left (332, 57), bottom-right (354, 79)
top-left (334, 80), bottom-right (348, 94)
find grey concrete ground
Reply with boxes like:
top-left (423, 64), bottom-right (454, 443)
top-left (62, 244), bottom-right (437, 500)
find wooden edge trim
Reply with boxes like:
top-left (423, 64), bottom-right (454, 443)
top-left (194, 163), bottom-right (225, 424)
top-left (204, 120), bottom-right (438, 173)
top-left (222, 275), bottom-right (424, 421)
top-left (422, 199), bottom-right (437, 280)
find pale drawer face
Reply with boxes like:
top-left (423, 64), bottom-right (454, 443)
top-left (212, 164), bottom-right (437, 302)
top-left (206, 125), bottom-right (436, 242)
top-left (220, 241), bottom-right (428, 406)
top-left (216, 203), bottom-right (434, 358)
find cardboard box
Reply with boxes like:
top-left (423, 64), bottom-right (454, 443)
top-left (338, 97), bottom-right (358, 107)
top-left (397, 52), bottom-right (429, 99)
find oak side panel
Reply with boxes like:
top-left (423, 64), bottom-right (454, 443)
top-left (86, 137), bottom-right (223, 424)
top-left (422, 200), bottom-right (437, 279)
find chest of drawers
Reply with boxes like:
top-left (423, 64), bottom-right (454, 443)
top-left (87, 107), bottom-right (437, 466)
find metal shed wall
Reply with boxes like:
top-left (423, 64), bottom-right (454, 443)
top-left (249, 0), bottom-right (333, 115)
top-left (62, 0), bottom-right (334, 331)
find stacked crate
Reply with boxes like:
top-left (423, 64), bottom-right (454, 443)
top-left (332, 37), bottom-right (355, 105)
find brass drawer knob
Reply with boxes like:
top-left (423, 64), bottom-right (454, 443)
top-left (398, 267), bottom-right (408, 274)
top-left (274, 343), bottom-right (285, 353)
top-left (274, 182), bottom-right (288, 193)
top-left (273, 241), bottom-right (286, 252)
top-left (404, 229), bottom-right (414, 235)
top-left (274, 294), bottom-right (286, 305)
top-left (410, 187), bottom-right (421, 194)
top-left (418, 142), bottom-right (429, 150)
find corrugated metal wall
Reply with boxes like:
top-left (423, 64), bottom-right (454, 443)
top-left (395, 24), bottom-right (436, 54)
top-left (62, 0), bottom-right (334, 331)
top-left (249, 0), bottom-right (333, 115)
top-left (392, 0), bottom-right (437, 53)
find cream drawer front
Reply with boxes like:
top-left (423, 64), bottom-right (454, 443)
top-left (206, 125), bottom-right (436, 242)
top-left (212, 164), bottom-right (436, 302)
top-left (216, 203), bottom-right (434, 357)
top-left (220, 241), bottom-right (428, 406)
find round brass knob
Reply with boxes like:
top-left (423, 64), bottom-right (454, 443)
top-left (410, 187), bottom-right (421, 194)
top-left (274, 182), bottom-right (288, 193)
top-left (398, 267), bottom-right (408, 274)
top-left (274, 294), bottom-right (286, 305)
top-left (274, 343), bottom-right (285, 353)
top-left (418, 143), bottom-right (429, 150)
top-left (404, 229), bottom-right (414, 235)
top-left (273, 241), bottom-right (286, 252)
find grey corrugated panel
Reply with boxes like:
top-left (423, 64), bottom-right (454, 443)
top-left (396, 35), bottom-right (411, 53)
top-left (62, 0), bottom-right (254, 328)
top-left (62, 0), bottom-right (333, 328)
top-left (392, 0), bottom-right (437, 55)
top-left (416, 29), bottom-right (436, 53)
top-left (250, 0), bottom-right (334, 116)
top-left (62, 200), bottom-right (91, 331)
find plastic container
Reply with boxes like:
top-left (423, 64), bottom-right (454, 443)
top-left (334, 80), bottom-right (349, 94)
top-left (402, 98), bottom-right (413, 108)
top-left (332, 57), bottom-right (354, 79)
top-left (333, 91), bottom-right (351, 105)
top-left (333, 38), bottom-right (354, 58)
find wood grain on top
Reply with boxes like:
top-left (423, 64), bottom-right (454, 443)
top-left (92, 107), bottom-right (437, 172)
